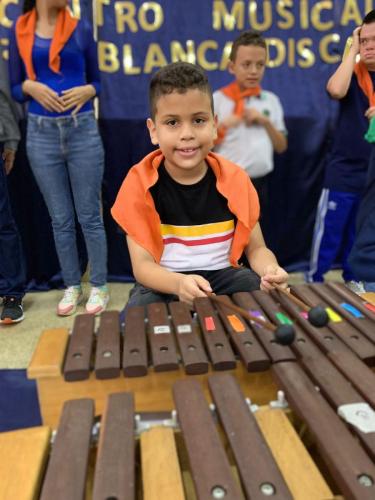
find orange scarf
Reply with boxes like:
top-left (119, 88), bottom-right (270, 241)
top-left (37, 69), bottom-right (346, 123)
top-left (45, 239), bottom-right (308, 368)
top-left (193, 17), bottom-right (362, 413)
top-left (354, 60), bottom-right (375, 107)
top-left (111, 149), bottom-right (259, 268)
top-left (216, 81), bottom-right (262, 144)
top-left (15, 8), bottom-right (78, 81)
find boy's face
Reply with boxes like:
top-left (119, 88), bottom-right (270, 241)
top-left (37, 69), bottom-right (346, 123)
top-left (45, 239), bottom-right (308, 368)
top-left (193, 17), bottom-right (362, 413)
top-left (147, 89), bottom-right (217, 182)
top-left (360, 22), bottom-right (375, 70)
top-left (229, 45), bottom-right (267, 90)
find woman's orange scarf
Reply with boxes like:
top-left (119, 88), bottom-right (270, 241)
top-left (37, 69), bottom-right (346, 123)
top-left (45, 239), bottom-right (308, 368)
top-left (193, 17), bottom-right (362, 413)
top-left (216, 81), bottom-right (261, 144)
top-left (354, 60), bottom-right (375, 106)
top-left (15, 8), bottom-right (78, 80)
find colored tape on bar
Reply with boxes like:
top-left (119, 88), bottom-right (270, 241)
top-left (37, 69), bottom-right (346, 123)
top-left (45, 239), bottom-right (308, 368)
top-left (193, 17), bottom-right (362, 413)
top-left (276, 312), bottom-right (293, 325)
top-left (326, 307), bottom-right (342, 323)
top-left (205, 316), bottom-right (215, 331)
top-left (340, 302), bottom-right (363, 318)
top-left (227, 315), bottom-right (245, 332)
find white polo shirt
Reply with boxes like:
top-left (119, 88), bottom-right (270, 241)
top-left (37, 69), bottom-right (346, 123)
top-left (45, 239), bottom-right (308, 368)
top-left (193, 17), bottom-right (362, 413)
top-left (213, 89), bottom-right (287, 179)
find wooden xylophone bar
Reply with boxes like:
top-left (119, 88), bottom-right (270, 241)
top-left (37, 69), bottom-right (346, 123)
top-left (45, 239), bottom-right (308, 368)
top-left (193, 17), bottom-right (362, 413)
top-left (3, 373), bottom-right (375, 499)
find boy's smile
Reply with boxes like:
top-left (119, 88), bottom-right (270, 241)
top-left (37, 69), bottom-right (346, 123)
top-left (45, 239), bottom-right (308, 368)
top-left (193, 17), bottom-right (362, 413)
top-left (147, 89), bottom-right (217, 184)
top-left (229, 45), bottom-right (267, 91)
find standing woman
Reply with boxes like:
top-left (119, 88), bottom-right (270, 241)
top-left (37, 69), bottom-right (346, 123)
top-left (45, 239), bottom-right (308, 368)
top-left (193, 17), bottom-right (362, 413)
top-left (9, 0), bottom-right (109, 316)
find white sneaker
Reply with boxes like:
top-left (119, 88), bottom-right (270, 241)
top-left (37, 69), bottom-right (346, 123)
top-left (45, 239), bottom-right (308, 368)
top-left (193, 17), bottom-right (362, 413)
top-left (345, 280), bottom-right (366, 295)
top-left (86, 285), bottom-right (109, 315)
top-left (57, 286), bottom-right (83, 316)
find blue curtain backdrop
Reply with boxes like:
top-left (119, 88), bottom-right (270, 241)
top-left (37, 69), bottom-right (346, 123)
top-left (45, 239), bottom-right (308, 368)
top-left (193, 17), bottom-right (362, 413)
top-left (0, 1), bottom-right (370, 286)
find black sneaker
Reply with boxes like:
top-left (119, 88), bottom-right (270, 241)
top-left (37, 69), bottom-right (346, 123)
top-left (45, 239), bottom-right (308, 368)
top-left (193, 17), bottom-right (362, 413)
top-left (1, 297), bottom-right (24, 324)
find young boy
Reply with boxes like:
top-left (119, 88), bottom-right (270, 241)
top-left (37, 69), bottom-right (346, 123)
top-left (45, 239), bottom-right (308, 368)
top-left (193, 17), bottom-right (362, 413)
top-left (213, 31), bottom-right (287, 214)
top-left (307, 11), bottom-right (375, 292)
top-left (112, 62), bottom-right (288, 307)
top-left (347, 10), bottom-right (375, 294)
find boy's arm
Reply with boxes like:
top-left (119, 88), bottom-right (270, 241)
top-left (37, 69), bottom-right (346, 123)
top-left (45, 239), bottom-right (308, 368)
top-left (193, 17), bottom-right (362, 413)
top-left (244, 223), bottom-right (288, 290)
top-left (244, 109), bottom-right (287, 153)
top-left (326, 27), bottom-right (360, 99)
top-left (127, 236), bottom-right (212, 306)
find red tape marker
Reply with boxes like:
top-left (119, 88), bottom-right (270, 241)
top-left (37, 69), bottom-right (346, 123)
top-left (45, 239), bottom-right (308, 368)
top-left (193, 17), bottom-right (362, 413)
top-left (205, 316), bottom-right (215, 331)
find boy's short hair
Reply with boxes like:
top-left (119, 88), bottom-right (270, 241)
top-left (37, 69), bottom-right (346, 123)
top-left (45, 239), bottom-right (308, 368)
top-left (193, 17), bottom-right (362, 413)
top-left (230, 31), bottom-right (267, 62)
top-left (363, 9), bottom-right (375, 24)
top-left (149, 62), bottom-right (214, 119)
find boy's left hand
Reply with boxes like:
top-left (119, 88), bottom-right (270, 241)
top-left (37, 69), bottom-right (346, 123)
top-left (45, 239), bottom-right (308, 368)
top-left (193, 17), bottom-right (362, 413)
top-left (244, 108), bottom-right (267, 126)
top-left (260, 264), bottom-right (289, 292)
top-left (365, 106), bottom-right (375, 120)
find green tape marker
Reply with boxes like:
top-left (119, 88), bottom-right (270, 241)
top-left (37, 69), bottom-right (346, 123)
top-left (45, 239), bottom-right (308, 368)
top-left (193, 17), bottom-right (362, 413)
top-left (276, 312), bottom-right (293, 325)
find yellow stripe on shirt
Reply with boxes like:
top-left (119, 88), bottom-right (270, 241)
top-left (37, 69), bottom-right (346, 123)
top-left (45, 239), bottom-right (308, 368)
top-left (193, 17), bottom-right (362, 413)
top-left (161, 219), bottom-right (234, 238)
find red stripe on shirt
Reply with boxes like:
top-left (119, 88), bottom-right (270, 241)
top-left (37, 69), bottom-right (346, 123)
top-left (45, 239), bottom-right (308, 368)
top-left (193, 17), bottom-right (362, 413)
top-left (163, 232), bottom-right (234, 247)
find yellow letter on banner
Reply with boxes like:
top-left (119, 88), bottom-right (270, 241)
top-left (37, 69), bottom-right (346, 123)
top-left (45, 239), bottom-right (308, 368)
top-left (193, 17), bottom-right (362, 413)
top-left (123, 44), bottom-right (141, 74)
top-left (144, 43), bottom-right (168, 73)
top-left (96, 0), bottom-right (110, 27)
top-left (267, 38), bottom-right (286, 68)
top-left (366, 0), bottom-right (375, 14)
top-left (340, 0), bottom-right (362, 26)
top-left (219, 41), bottom-right (232, 70)
top-left (70, 0), bottom-right (81, 19)
top-left (138, 2), bottom-right (163, 31)
top-left (311, 1), bottom-right (334, 31)
top-left (170, 41), bottom-right (196, 64)
top-left (248, 0), bottom-right (272, 31)
top-left (197, 40), bottom-right (219, 70)
top-left (297, 38), bottom-right (315, 68)
top-left (277, 0), bottom-right (294, 30)
top-left (0, 0), bottom-right (18, 28)
top-left (212, 0), bottom-right (244, 30)
top-left (115, 1), bottom-right (138, 33)
top-left (98, 41), bottom-right (120, 72)
top-left (320, 33), bottom-right (341, 63)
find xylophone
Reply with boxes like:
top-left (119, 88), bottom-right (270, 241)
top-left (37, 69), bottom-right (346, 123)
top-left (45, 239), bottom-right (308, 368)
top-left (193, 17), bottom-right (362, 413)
top-left (2, 374), bottom-right (375, 499)
top-left (27, 283), bottom-right (375, 431)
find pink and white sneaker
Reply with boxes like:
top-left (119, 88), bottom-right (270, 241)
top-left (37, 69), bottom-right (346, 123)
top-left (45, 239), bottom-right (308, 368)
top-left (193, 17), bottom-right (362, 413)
top-left (57, 286), bottom-right (83, 316)
top-left (85, 285), bottom-right (109, 315)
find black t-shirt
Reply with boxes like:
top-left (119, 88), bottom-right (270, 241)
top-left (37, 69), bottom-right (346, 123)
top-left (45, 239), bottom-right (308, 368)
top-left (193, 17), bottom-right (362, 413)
top-left (149, 163), bottom-right (236, 271)
top-left (150, 163), bottom-right (233, 225)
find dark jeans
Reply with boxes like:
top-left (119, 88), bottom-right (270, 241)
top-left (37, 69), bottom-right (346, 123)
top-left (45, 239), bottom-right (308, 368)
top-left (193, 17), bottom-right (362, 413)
top-left (126, 266), bottom-right (261, 309)
top-left (0, 149), bottom-right (26, 298)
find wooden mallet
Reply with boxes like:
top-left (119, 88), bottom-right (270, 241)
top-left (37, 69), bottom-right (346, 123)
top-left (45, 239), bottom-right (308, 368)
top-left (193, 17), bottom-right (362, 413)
top-left (208, 293), bottom-right (295, 345)
top-left (273, 284), bottom-right (329, 327)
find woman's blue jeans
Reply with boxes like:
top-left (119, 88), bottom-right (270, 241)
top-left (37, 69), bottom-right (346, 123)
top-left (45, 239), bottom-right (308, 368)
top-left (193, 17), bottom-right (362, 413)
top-left (26, 112), bottom-right (107, 287)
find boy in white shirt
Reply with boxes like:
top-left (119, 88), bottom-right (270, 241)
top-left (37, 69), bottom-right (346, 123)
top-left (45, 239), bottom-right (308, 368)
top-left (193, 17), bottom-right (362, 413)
top-left (214, 31), bottom-right (287, 216)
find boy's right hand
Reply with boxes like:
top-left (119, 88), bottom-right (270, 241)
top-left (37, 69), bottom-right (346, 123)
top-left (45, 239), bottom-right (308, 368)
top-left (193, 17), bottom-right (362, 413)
top-left (351, 26), bottom-right (361, 55)
top-left (177, 274), bottom-right (212, 306)
top-left (222, 114), bottom-right (242, 129)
